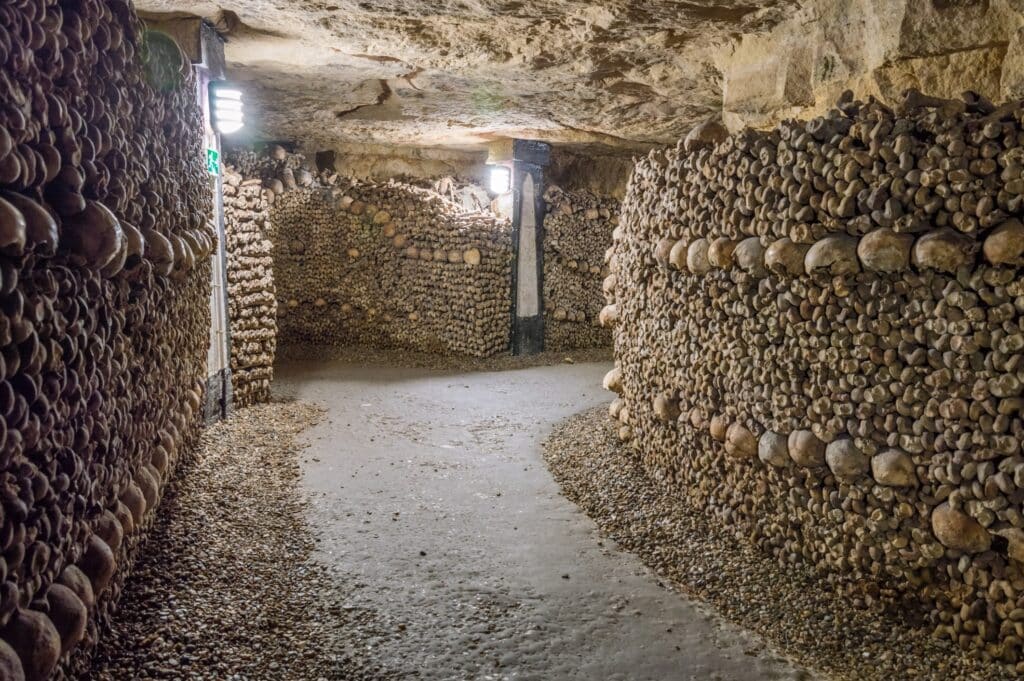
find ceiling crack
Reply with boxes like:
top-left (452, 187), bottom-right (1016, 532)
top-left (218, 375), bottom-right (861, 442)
top-left (335, 80), bottom-right (393, 119)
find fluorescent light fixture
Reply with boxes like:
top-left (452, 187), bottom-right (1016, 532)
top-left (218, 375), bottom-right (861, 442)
top-left (210, 81), bottom-right (245, 135)
top-left (488, 165), bottom-right (511, 194)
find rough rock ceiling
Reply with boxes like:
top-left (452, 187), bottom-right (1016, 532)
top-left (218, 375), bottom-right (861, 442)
top-left (135, 1), bottom-right (799, 150)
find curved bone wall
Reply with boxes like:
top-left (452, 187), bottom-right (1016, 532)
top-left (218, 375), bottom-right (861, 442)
top-left (542, 187), bottom-right (616, 350)
top-left (605, 94), bottom-right (1024, 664)
top-left (0, 2), bottom-right (214, 678)
top-left (265, 171), bottom-right (512, 358)
top-left (223, 169), bottom-right (277, 407)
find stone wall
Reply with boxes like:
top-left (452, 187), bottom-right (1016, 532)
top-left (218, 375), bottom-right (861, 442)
top-left (0, 2), bottom-right (214, 679)
top-left (298, 141), bottom-right (490, 187)
top-left (721, 0), bottom-right (1024, 134)
top-left (604, 92), bottom-right (1024, 665)
top-left (223, 170), bottom-right (277, 407)
top-left (542, 187), bottom-right (616, 350)
top-left (239, 152), bottom-right (512, 357)
top-left (547, 148), bottom-right (636, 200)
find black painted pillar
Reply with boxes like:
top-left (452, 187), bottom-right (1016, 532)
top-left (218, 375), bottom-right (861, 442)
top-left (510, 140), bottom-right (550, 355)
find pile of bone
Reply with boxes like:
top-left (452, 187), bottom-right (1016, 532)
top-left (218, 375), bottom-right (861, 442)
top-left (223, 167), bottom-right (277, 407)
top-left (542, 185), bottom-right (616, 350)
top-left (0, 1), bottom-right (215, 679)
top-left (228, 145), bottom-right (304, 186)
top-left (602, 90), bottom-right (1024, 668)
top-left (426, 176), bottom-right (491, 213)
top-left (232, 147), bottom-right (513, 358)
top-left (228, 145), bottom-right (313, 206)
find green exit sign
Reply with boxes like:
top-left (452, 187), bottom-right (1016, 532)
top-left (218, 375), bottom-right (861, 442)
top-left (206, 148), bottom-right (220, 176)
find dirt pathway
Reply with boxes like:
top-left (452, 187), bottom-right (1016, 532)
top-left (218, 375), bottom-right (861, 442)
top-left (276, 358), bottom-right (812, 681)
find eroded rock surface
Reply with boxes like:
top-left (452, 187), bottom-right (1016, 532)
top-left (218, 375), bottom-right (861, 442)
top-left (135, 0), bottom-right (798, 148)
top-left (137, 1), bottom-right (1024, 152)
top-left (720, 0), bottom-right (1024, 130)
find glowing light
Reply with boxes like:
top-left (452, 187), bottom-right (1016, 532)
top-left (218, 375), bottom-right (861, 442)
top-left (210, 82), bottom-right (245, 135)
top-left (215, 99), bottom-right (243, 112)
top-left (488, 165), bottom-right (511, 194)
top-left (215, 109), bottom-right (244, 122)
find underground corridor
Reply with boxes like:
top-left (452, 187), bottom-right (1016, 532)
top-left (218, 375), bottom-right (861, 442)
top-left (5, 1), bottom-right (1024, 680)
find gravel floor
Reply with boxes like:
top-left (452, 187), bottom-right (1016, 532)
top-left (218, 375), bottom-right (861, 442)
top-left (543, 406), bottom-right (1017, 681)
top-left (85, 400), bottom-right (399, 681)
top-left (84, 356), bottom-right (810, 681)
top-left (82, 356), bottom-right (1006, 681)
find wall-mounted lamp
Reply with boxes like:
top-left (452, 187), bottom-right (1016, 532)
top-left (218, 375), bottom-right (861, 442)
top-left (209, 82), bottom-right (244, 135)
top-left (488, 164), bottom-right (511, 194)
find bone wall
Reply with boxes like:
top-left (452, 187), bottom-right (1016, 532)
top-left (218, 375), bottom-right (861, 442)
top-left (542, 187), bottom-right (616, 350)
top-left (605, 93), bottom-right (1024, 666)
top-left (234, 151), bottom-right (513, 357)
top-left (223, 169), bottom-right (277, 407)
top-left (0, 2), bottom-right (214, 678)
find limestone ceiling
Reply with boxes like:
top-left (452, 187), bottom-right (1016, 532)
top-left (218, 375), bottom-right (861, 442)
top-left (134, 0), bottom-right (799, 150)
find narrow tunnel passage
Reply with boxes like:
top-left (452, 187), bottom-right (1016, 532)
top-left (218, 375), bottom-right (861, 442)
top-left (5, 1), bottom-right (1024, 679)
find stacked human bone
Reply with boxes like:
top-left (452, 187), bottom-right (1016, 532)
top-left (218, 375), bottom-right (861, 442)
top-left (603, 91), bottom-right (1024, 667)
top-left (0, 2), bottom-right (214, 679)
top-left (229, 147), bottom-right (513, 357)
top-left (542, 185), bottom-right (616, 349)
top-left (223, 168), bottom-right (277, 407)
